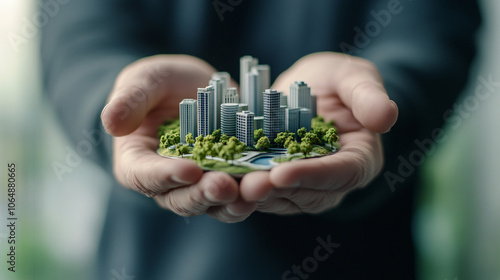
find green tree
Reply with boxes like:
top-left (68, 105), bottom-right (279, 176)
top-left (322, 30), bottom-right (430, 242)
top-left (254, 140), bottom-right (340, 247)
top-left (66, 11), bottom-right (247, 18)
top-left (300, 141), bottom-right (313, 157)
top-left (254, 128), bottom-right (265, 142)
top-left (313, 127), bottom-right (326, 141)
top-left (255, 136), bottom-right (271, 151)
top-left (212, 142), bottom-right (224, 156)
top-left (287, 141), bottom-right (300, 155)
top-left (211, 129), bottom-right (221, 143)
top-left (204, 135), bottom-right (216, 144)
top-left (297, 127), bottom-right (307, 140)
top-left (323, 128), bottom-right (339, 146)
top-left (220, 134), bottom-right (229, 145)
top-left (175, 144), bottom-right (190, 158)
top-left (284, 136), bottom-right (295, 148)
top-left (191, 145), bottom-right (207, 162)
top-left (195, 134), bottom-right (204, 144)
top-left (219, 145), bottom-right (232, 162)
top-left (302, 132), bottom-right (322, 145)
top-left (228, 136), bottom-right (240, 146)
top-left (185, 133), bottom-right (195, 145)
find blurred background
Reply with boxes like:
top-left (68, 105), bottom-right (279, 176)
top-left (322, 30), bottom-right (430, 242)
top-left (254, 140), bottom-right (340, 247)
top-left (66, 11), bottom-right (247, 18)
top-left (0, 0), bottom-right (498, 279)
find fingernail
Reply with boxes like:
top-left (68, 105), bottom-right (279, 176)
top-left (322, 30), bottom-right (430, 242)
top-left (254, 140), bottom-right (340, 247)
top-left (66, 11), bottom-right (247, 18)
top-left (204, 186), bottom-right (218, 203)
top-left (171, 176), bottom-right (191, 185)
top-left (226, 206), bottom-right (238, 216)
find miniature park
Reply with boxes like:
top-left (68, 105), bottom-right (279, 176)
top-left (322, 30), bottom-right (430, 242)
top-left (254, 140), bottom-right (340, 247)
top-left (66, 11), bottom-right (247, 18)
top-left (157, 56), bottom-right (340, 176)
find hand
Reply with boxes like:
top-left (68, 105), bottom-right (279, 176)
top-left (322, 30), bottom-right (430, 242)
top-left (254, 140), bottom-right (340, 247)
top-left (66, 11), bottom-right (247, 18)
top-left (101, 55), bottom-right (256, 222)
top-left (239, 52), bottom-right (398, 214)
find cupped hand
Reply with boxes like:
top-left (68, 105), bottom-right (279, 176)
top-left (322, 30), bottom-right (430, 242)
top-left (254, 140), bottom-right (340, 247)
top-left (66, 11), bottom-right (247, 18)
top-left (240, 52), bottom-right (398, 214)
top-left (101, 55), bottom-right (255, 222)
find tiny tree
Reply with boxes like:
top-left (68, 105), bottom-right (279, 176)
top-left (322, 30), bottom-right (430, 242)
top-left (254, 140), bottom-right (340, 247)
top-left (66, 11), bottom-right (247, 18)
top-left (255, 136), bottom-right (271, 151)
top-left (313, 127), bottom-right (326, 141)
top-left (191, 145), bottom-right (207, 162)
top-left (254, 128), bottom-right (265, 142)
top-left (287, 141), bottom-right (300, 155)
top-left (176, 144), bottom-right (190, 158)
top-left (185, 133), bottom-right (195, 145)
top-left (211, 142), bottom-right (223, 156)
top-left (284, 136), bottom-right (295, 148)
top-left (220, 134), bottom-right (229, 145)
top-left (323, 128), bottom-right (339, 146)
top-left (219, 145), bottom-right (232, 162)
top-left (228, 136), bottom-right (240, 146)
top-left (211, 129), bottom-right (221, 143)
top-left (195, 134), bottom-right (204, 144)
top-left (297, 127), bottom-right (307, 140)
top-left (303, 132), bottom-right (322, 145)
top-left (300, 141), bottom-right (313, 157)
top-left (204, 135), bottom-right (216, 144)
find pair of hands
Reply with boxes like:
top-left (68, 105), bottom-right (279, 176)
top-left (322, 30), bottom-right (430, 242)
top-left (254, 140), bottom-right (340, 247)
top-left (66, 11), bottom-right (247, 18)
top-left (101, 53), bottom-right (398, 223)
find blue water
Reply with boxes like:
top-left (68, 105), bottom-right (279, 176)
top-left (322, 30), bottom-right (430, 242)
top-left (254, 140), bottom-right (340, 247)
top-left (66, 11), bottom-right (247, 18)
top-left (251, 156), bottom-right (274, 166)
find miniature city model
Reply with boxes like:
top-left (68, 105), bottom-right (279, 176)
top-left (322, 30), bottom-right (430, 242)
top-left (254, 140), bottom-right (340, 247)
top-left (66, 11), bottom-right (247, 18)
top-left (157, 56), bottom-right (339, 176)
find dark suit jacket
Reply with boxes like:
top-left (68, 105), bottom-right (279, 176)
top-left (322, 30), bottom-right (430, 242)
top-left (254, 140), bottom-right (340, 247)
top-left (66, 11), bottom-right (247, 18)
top-left (41, 0), bottom-right (480, 279)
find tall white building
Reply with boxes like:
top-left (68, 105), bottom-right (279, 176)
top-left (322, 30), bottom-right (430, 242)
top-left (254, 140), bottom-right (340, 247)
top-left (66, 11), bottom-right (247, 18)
top-left (240, 56), bottom-right (258, 105)
top-left (279, 105), bottom-right (286, 133)
top-left (263, 89), bottom-right (281, 142)
top-left (289, 81), bottom-right (311, 110)
top-left (280, 92), bottom-right (288, 107)
top-left (238, 103), bottom-right (248, 112)
top-left (254, 65), bottom-right (270, 116)
top-left (220, 103), bottom-right (239, 137)
top-left (245, 68), bottom-right (259, 115)
top-left (197, 86), bottom-right (215, 136)
top-left (179, 99), bottom-right (197, 143)
top-left (209, 78), bottom-right (223, 130)
top-left (237, 111), bottom-right (254, 147)
top-left (223, 87), bottom-right (239, 103)
top-left (212, 71), bottom-right (230, 96)
top-left (299, 108), bottom-right (312, 131)
top-left (285, 107), bottom-right (300, 134)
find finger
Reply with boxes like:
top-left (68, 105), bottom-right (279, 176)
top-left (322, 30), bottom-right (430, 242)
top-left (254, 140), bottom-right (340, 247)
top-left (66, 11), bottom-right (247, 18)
top-left (256, 197), bottom-right (301, 215)
top-left (113, 134), bottom-right (203, 197)
top-left (101, 55), bottom-right (215, 136)
top-left (155, 171), bottom-right (240, 217)
top-left (335, 61), bottom-right (398, 133)
top-left (207, 197), bottom-right (257, 223)
top-left (239, 171), bottom-right (274, 202)
top-left (269, 130), bottom-right (383, 191)
top-left (269, 188), bottom-right (346, 214)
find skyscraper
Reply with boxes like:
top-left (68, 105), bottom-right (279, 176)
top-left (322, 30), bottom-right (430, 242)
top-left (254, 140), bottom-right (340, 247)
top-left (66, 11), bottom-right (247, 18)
top-left (237, 111), bottom-right (254, 147)
top-left (220, 103), bottom-right (239, 137)
top-left (223, 87), bottom-right (239, 103)
top-left (254, 65), bottom-right (270, 116)
top-left (285, 107), bottom-right (300, 134)
top-left (179, 99), bottom-right (197, 144)
top-left (279, 105), bottom-right (286, 133)
top-left (310, 94), bottom-right (317, 118)
top-left (263, 89), bottom-right (280, 142)
top-left (238, 103), bottom-right (248, 112)
top-left (299, 108), bottom-right (312, 131)
top-left (212, 71), bottom-right (230, 96)
top-left (197, 86), bottom-right (215, 136)
top-left (245, 68), bottom-right (259, 115)
top-left (209, 78), bottom-right (223, 130)
top-left (280, 92), bottom-right (288, 107)
top-left (240, 56), bottom-right (258, 105)
top-left (289, 81), bottom-right (311, 109)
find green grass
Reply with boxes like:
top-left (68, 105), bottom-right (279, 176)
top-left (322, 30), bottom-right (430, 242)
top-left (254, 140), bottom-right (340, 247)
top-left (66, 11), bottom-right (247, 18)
top-left (312, 145), bottom-right (333, 155)
top-left (272, 154), bottom-right (305, 163)
top-left (200, 159), bottom-right (256, 174)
